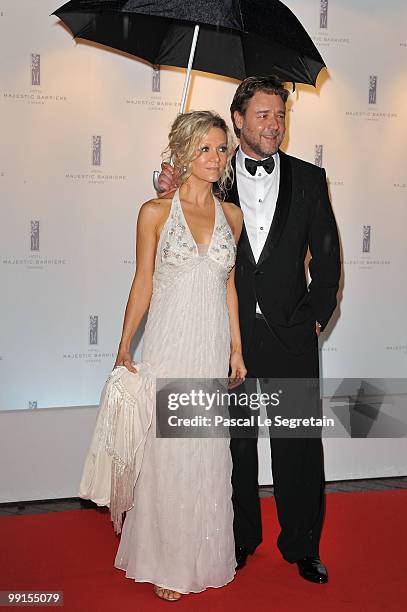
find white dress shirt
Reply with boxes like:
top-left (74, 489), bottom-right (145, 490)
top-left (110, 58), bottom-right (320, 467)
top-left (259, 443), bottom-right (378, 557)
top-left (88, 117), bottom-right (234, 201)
top-left (235, 147), bottom-right (280, 313)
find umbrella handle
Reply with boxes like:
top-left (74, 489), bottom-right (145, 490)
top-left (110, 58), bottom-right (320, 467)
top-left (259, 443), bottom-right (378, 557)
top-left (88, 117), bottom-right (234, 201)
top-left (153, 170), bottom-right (161, 192)
top-left (179, 25), bottom-right (200, 114)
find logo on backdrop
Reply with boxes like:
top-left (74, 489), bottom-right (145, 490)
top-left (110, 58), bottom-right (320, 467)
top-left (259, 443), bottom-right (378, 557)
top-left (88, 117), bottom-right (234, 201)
top-left (125, 64), bottom-right (180, 112)
top-left (2, 53), bottom-right (67, 105)
top-left (89, 315), bottom-right (99, 345)
top-left (320, 0), bottom-right (328, 29)
top-left (65, 136), bottom-right (126, 184)
top-left (385, 344), bottom-right (407, 354)
top-left (313, 145), bottom-right (343, 186)
top-left (312, 0), bottom-right (350, 47)
top-left (362, 225), bottom-right (371, 253)
top-left (92, 136), bottom-right (101, 166)
top-left (28, 401), bottom-right (38, 409)
top-left (369, 76), bottom-right (377, 104)
top-left (152, 65), bottom-right (161, 92)
top-left (62, 316), bottom-right (115, 363)
top-left (2, 220), bottom-right (67, 269)
top-left (31, 54), bottom-right (40, 86)
top-left (30, 220), bottom-right (40, 251)
top-left (319, 345), bottom-right (338, 353)
top-left (342, 225), bottom-right (390, 269)
top-left (314, 145), bottom-right (323, 167)
top-left (345, 74), bottom-right (397, 122)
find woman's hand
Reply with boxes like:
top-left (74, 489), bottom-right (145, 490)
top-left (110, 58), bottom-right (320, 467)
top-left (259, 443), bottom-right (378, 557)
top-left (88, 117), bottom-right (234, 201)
top-left (114, 349), bottom-right (138, 373)
top-left (228, 351), bottom-right (247, 390)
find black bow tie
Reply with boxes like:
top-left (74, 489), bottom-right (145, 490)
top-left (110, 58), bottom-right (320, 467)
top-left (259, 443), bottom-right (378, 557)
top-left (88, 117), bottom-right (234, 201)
top-left (244, 156), bottom-right (275, 176)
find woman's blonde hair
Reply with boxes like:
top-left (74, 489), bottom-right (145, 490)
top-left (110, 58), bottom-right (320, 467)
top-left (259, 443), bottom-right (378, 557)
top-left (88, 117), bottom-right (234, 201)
top-left (162, 110), bottom-right (235, 199)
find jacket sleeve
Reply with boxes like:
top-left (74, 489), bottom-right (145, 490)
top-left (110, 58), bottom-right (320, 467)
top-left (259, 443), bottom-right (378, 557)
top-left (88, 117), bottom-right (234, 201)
top-left (308, 168), bottom-right (341, 331)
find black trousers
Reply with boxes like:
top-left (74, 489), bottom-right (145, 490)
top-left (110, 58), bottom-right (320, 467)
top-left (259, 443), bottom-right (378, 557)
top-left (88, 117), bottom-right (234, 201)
top-left (230, 317), bottom-right (325, 562)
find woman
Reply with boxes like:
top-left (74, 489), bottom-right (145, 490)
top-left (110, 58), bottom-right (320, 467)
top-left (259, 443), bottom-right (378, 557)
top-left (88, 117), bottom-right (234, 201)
top-left (113, 111), bottom-right (245, 601)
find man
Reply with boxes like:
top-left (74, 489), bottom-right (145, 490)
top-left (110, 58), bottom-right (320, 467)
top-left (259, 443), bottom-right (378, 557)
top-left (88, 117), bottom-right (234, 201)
top-left (158, 75), bottom-right (341, 584)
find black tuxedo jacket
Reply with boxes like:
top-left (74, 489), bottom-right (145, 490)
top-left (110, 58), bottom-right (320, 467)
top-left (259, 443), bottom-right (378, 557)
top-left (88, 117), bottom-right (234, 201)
top-left (224, 150), bottom-right (341, 357)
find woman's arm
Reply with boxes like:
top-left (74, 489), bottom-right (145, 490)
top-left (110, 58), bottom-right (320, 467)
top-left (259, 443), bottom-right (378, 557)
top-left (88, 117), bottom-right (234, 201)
top-left (227, 265), bottom-right (243, 355)
top-left (114, 201), bottom-right (162, 372)
top-left (225, 205), bottom-right (246, 383)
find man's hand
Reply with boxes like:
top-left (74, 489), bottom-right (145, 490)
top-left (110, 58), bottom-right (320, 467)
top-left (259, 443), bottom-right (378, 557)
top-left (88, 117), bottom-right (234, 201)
top-left (316, 322), bottom-right (322, 337)
top-left (157, 162), bottom-right (178, 196)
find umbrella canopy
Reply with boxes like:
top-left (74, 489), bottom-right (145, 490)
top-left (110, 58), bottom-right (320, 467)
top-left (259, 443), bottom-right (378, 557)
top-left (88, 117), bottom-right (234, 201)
top-left (53, 0), bottom-right (326, 86)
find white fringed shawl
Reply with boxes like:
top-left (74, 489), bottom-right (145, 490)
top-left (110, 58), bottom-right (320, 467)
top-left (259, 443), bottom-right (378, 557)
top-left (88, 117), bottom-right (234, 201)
top-left (78, 363), bottom-right (154, 534)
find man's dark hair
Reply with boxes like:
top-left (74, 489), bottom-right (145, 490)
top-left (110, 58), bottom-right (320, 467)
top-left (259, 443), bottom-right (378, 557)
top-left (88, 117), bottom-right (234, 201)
top-left (230, 75), bottom-right (290, 137)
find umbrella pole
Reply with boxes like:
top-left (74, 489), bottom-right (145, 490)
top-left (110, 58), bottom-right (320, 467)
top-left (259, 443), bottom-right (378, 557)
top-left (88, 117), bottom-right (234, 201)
top-left (153, 24), bottom-right (200, 191)
top-left (179, 25), bottom-right (200, 114)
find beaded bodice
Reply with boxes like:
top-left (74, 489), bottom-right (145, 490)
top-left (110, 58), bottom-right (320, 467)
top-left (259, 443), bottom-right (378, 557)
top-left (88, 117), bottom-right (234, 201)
top-left (156, 189), bottom-right (236, 273)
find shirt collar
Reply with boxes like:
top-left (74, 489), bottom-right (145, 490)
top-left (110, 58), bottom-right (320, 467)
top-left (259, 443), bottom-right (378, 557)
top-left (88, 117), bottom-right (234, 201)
top-left (236, 146), bottom-right (279, 177)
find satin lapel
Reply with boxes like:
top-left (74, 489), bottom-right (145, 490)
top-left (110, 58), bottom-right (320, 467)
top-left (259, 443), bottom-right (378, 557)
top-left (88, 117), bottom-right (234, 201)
top-left (257, 150), bottom-right (292, 267)
top-left (227, 153), bottom-right (256, 266)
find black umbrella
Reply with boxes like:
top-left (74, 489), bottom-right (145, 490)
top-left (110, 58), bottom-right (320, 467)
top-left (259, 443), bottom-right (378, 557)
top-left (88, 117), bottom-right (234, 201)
top-left (53, 0), bottom-right (326, 188)
top-left (53, 0), bottom-right (326, 103)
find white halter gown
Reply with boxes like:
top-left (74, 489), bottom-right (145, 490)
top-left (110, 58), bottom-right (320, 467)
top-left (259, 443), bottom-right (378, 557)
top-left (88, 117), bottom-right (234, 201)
top-left (114, 189), bottom-right (237, 593)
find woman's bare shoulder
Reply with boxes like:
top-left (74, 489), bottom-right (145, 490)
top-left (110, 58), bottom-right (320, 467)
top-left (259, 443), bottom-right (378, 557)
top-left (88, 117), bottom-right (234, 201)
top-left (138, 193), bottom-right (174, 220)
top-left (137, 193), bottom-right (175, 237)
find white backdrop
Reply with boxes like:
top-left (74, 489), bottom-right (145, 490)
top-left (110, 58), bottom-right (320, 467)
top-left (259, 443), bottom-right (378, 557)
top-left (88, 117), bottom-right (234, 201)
top-left (0, 0), bottom-right (406, 501)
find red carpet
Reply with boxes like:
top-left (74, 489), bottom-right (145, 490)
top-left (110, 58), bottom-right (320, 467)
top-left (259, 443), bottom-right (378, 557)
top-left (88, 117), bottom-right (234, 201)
top-left (0, 491), bottom-right (406, 611)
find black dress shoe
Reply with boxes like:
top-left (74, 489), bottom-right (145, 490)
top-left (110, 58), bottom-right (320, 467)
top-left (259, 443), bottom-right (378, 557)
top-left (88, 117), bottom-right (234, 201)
top-left (235, 546), bottom-right (250, 570)
top-left (296, 556), bottom-right (328, 584)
